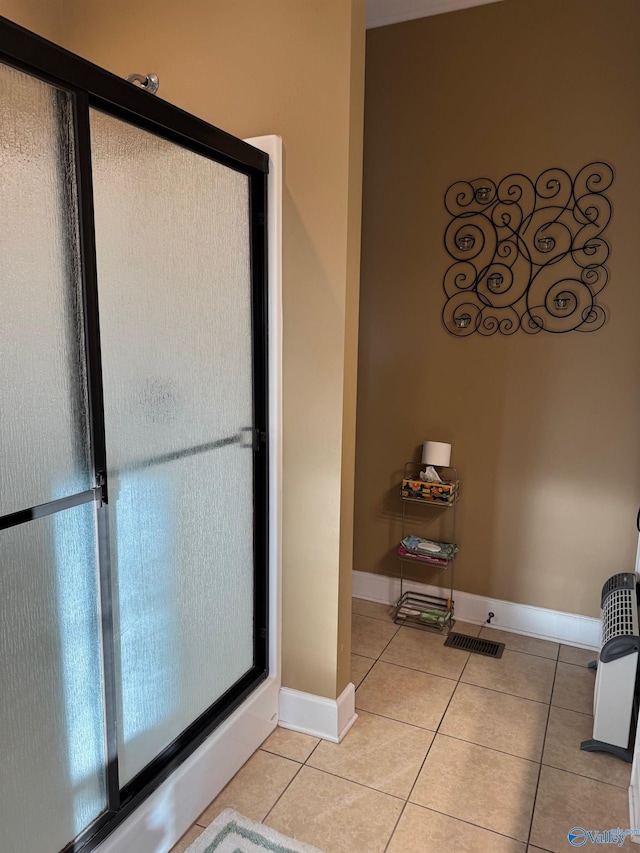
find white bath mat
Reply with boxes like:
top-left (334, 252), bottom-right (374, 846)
top-left (184, 808), bottom-right (326, 853)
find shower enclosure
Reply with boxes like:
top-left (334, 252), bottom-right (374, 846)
top-left (0, 17), bottom-right (270, 853)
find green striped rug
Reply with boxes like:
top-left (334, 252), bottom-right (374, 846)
top-left (185, 809), bottom-right (325, 853)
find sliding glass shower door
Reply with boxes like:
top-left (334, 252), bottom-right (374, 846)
top-left (90, 110), bottom-right (259, 787)
top-left (0, 17), bottom-right (269, 853)
top-left (0, 64), bottom-right (108, 853)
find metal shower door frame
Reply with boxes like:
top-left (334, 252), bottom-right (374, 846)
top-left (0, 16), bottom-right (269, 853)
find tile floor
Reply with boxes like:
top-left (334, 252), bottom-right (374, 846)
top-left (170, 598), bottom-right (632, 853)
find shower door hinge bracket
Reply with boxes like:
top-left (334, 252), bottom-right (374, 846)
top-left (94, 470), bottom-right (108, 507)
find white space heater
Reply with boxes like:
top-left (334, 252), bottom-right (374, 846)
top-left (581, 572), bottom-right (640, 763)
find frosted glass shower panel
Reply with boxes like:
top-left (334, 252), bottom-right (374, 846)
top-left (0, 504), bottom-right (107, 853)
top-left (0, 63), bottom-right (90, 516)
top-left (90, 110), bottom-right (256, 784)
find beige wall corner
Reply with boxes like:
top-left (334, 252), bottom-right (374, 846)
top-left (3, 0), bottom-right (365, 700)
top-left (337, 0), bottom-right (366, 697)
top-left (356, 0), bottom-right (640, 618)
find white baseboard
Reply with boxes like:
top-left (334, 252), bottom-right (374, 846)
top-left (630, 786), bottom-right (640, 842)
top-left (278, 682), bottom-right (357, 743)
top-left (353, 569), bottom-right (600, 650)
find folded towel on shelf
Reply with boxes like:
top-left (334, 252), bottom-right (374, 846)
top-left (400, 535), bottom-right (458, 560)
top-left (420, 609), bottom-right (451, 625)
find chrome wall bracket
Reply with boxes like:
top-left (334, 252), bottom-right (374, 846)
top-left (125, 72), bottom-right (160, 94)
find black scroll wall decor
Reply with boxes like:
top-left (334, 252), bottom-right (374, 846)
top-left (442, 162), bottom-right (613, 336)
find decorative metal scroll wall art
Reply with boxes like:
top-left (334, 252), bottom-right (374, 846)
top-left (442, 162), bottom-right (613, 336)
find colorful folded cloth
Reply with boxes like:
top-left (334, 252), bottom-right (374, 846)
top-left (400, 535), bottom-right (458, 560)
top-left (397, 546), bottom-right (448, 564)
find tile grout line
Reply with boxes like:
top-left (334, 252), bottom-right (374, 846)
top-left (524, 656), bottom-right (557, 848)
top-left (356, 693), bottom-right (565, 765)
top-left (539, 758), bottom-right (631, 791)
top-left (380, 628), bottom-right (470, 851)
top-left (427, 729), bottom-right (542, 766)
top-left (352, 608), bottom-right (397, 625)
top-left (382, 646), bottom-right (559, 674)
top-left (381, 801), bottom-right (409, 853)
top-left (471, 641), bottom-right (560, 663)
top-left (261, 760), bottom-right (306, 825)
top-left (379, 619), bottom-right (422, 853)
top-left (372, 656), bottom-right (460, 682)
top-left (452, 677), bottom-right (557, 707)
top-left (352, 620), bottom-right (402, 666)
top-left (290, 762), bottom-right (407, 803)
top-left (351, 705), bottom-right (439, 734)
top-left (435, 650), bottom-right (467, 735)
top-left (304, 738), bottom-right (323, 765)
top-left (401, 800), bottom-right (534, 846)
top-left (261, 734), bottom-right (327, 823)
top-left (380, 628), bottom-right (454, 853)
top-left (366, 654), bottom-right (558, 705)
top-left (557, 658), bottom-right (597, 670)
top-left (537, 760), bottom-right (634, 791)
top-left (378, 622), bottom-right (403, 656)
top-left (547, 702), bottom-right (598, 718)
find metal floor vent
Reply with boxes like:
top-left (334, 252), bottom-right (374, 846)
top-left (444, 632), bottom-right (505, 658)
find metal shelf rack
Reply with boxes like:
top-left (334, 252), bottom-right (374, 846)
top-left (394, 461), bottom-right (458, 633)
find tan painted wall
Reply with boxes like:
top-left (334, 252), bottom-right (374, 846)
top-left (0, 0), bottom-right (364, 699)
top-left (0, 0), bottom-right (62, 40)
top-left (357, 0), bottom-right (640, 618)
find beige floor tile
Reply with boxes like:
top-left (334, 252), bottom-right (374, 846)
top-left (352, 599), bottom-right (395, 622)
top-left (387, 803), bottom-right (526, 853)
top-left (527, 849), bottom-right (552, 852)
top-left (261, 726), bottom-right (320, 763)
top-left (169, 824), bottom-right (204, 853)
top-left (479, 626), bottom-right (559, 660)
top-left (451, 620), bottom-right (483, 637)
top-left (307, 710), bottom-right (433, 798)
top-left (197, 750), bottom-right (300, 825)
top-left (461, 649), bottom-right (556, 703)
top-left (410, 734), bottom-right (538, 841)
top-left (351, 653), bottom-right (375, 688)
top-left (352, 613), bottom-right (399, 658)
top-left (381, 625), bottom-right (469, 679)
top-left (440, 682), bottom-right (548, 760)
top-left (551, 662), bottom-right (595, 715)
top-left (530, 766), bottom-right (631, 852)
top-left (355, 660), bottom-right (456, 730)
top-left (265, 765), bottom-right (403, 853)
top-left (558, 644), bottom-right (597, 667)
top-left (542, 705), bottom-right (631, 788)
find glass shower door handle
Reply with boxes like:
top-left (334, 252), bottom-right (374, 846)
top-left (241, 426), bottom-right (264, 451)
top-left (94, 471), bottom-right (108, 507)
